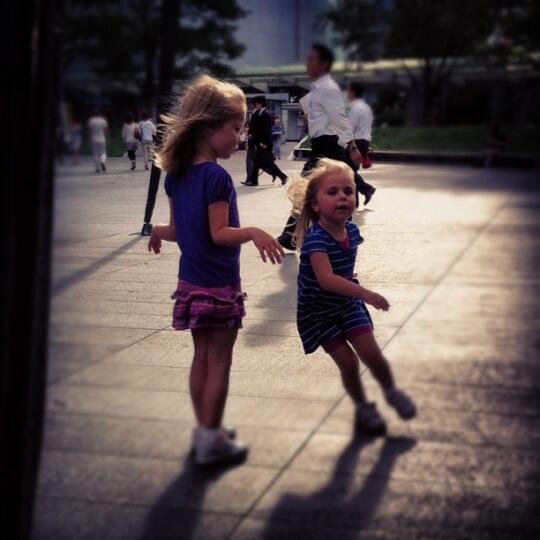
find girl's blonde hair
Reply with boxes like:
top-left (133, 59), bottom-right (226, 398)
top-left (289, 158), bottom-right (355, 248)
top-left (156, 75), bottom-right (246, 176)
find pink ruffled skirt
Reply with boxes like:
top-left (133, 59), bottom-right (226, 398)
top-left (171, 280), bottom-right (246, 331)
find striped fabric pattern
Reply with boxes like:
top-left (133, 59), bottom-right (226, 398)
top-left (297, 221), bottom-right (373, 354)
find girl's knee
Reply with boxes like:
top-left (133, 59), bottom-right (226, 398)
top-left (192, 351), bottom-right (208, 367)
top-left (330, 345), bottom-right (359, 373)
top-left (207, 349), bottom-right (233, 368)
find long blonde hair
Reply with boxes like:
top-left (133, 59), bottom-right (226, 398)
top-left (289, 158), bottom-right (355, 249)
top-left (156, 75), bottom-right (246, 176)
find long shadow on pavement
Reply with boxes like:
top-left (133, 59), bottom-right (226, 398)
top-left (51, 236), bottom-right (143, 295)
top-left (139, 457), bottom-right (241, 540)
top-left (261, 435), bottom-right (416, 539)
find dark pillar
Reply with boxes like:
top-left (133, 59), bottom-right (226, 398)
top-left (2, 0), bottom-right (57, 537)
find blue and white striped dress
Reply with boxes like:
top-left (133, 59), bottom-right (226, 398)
top-left (297, 221), bottom-right (373, 354)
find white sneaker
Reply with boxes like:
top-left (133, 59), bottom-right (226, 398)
top-left (355, 401), bottom-right (386, 435)
top-left (384, 388), bottom-right (416, 420)
top-left (194, 429), bottom-right (248, 467)
top-left (190, 426), bottom-right (236, 455)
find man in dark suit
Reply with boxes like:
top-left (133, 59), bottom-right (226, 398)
top-left (242, 96), bottom-right (288, 186)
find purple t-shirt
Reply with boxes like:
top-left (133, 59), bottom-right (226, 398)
top-left (164, 162), bottom-right (241, 287)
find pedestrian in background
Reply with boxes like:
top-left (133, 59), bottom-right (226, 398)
top-left (87, 109), bottom-right (108, 173)
top-left (277, 44), bottom-right (375, 250)
top-left (69, 119), bottom-right (82, 166)
top-left (244, 121), bottom-right (255, 183)
top-left (139, 112), bottom-right (156, 171)
top-left (272, 117), bottom-right (284, 160)
top-left (122, 113), bottom-right (139, 171)
top-left (348, 82), bottom-right (374, 168)
top-left (242, 96), bottom-right (287, 186)
top-left (148, 75), bottom-right (284, 467)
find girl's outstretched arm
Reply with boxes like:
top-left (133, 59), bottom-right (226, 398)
top-left (148, 197), bottom-right (176, 254)
top-left (310, 252), bottom-right (389, 311)
top-left (209, 201), bottom-right (285, 264)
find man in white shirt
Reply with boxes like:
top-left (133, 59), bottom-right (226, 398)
top-left (277, 44), bottom-right (376, 250)
top-left (87, 110), bottom-right (108, 173)
top-left (348, 82), bottom-right (373, 168)
top-left (139, 112), bottom-right (157, 171)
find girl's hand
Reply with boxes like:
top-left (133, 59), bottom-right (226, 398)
top-left (362, 290), bottom-right (390, 311)
top-left (148, 230), bottom-right (162, 254)
top-left (251, 229), bottom-right (285, 264)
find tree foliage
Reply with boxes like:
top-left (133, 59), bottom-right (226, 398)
top-left (60, 0), bottom-right (246, 105)
top-left (322, 0), bottom-right (538, 124)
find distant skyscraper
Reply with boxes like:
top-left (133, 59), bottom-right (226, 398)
top-left (233, 0), bottom-right (330, 67)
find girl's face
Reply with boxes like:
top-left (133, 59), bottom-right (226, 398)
top-left (209, 117), bottom-right (244, 159)
top-left (312, 172), bottom-right (356, 221)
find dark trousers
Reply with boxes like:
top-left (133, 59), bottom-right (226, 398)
top-left (278, 135), bottom-right (374, 243)
top-left (356, 138), bottom-right (370, 159)
top-left (248, 147), bottom-right (287, 185)
top-left (308, 135), bottom-right (372, 197)
top-left (245, 144), bottom-right (255, 180)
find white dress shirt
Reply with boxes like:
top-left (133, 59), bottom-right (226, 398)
top-left (305, 73), bottom-right (354, 147)
top-left (348, 98), bottom-right (373, 141)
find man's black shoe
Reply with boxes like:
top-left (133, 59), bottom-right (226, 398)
top-left (364, 186), bottom-right (376, 205)
top-left (277, 234), bottom-right (295, 251)
top-left (141, 223), bottom-right (153, 236)
top-left (241, 181), bottom-right (257, 186)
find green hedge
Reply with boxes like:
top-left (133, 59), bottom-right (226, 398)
top-left (300, 126), bottom-right (540, 156)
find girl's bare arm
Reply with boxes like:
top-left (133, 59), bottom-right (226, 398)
top-left (209, 201), bottom-right (284, 264)
top-left (148, 198), bottom-right (176, 254)
top-left (310, 251), bottom-right (389, 310)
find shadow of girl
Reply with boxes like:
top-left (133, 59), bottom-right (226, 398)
top-left (261, 435), bottom-right (417, 539)
top-left (139, 457), bottom-right (241, 540)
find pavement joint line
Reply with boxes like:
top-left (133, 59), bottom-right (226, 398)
top-left (48, 381), bottom-right (342, 402)
top-left (225, 391), bottom-right (358, 539)
top-left (47, 380), bottom-right (540, 417)
top-left (226, 195), bottom-right (521, 539)
top-left (38, 447), bottom-right (540, 495)
top-left (36, 492), bottom-right (246, 518)
top-left (57, 359), bottom-right (540, 393)
top-left (48, 326), bottom-right (171, 386)
top-left (44, 410), bottom-right (540, 454)
top-left (41, 447), bottom-right (280, 471)
top-left (41, 410), bottom-right (540, 452)
top-left (52, 239), bottom-right (149, 295)
top-left (358, 195), bottom-right (512, 379)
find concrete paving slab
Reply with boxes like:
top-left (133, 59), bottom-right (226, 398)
top-left (36, 155), bottom-right (540, 539)
top-left (43, 413), bottom-right (307, 469)
top-left (34, 497), bottom-right (240, 540)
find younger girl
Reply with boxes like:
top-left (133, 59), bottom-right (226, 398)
top-left (148, 75), bottom-right (284, 466)
top-left (294, 158), bottom-right (416, 434)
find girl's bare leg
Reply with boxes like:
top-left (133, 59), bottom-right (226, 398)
top-left (348, 332), bottom-right (394, 390)
top-left (190, 328), bottom-right (209, 424)
top-left (328, 342), bottom-right (367, 404)
top-left (200, 328), bottom-right (238, 428)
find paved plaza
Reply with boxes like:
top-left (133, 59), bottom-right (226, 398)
top-left (34, 150), bottom-right (540, 539)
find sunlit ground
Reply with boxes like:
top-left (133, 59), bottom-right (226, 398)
top-left (34, 148), bottom-right (540, 539)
